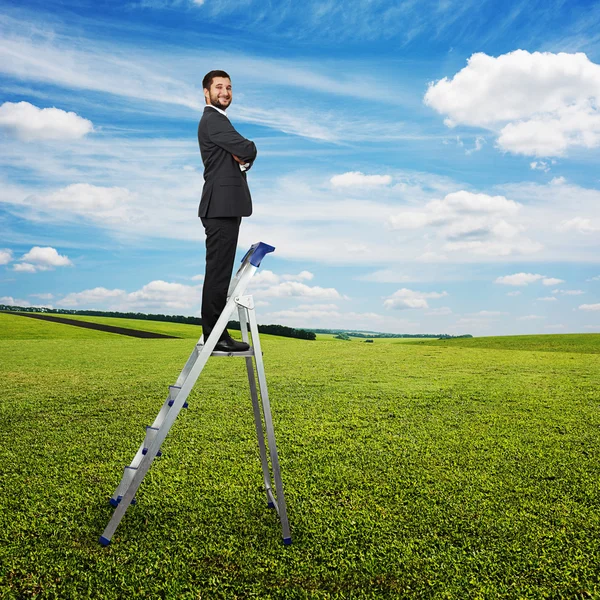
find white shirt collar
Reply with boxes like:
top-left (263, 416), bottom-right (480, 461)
top-left (206, 104), bottom-right (228, 118)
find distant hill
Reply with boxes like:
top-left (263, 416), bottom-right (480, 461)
top-left (0, 305), bottom-right (316, 341)
top-left (309, 328), bottom-right (472, 339)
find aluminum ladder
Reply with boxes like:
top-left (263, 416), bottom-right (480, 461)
top-left (100, 242), bottom-right (291, 546)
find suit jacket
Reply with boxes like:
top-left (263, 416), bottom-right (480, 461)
top-left (197, 106), bottom-right (257, 218)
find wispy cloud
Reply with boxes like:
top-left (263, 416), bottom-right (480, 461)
top-left (0, 13), bottom-right (421, 144)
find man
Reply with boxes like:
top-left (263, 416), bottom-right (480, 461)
top-left (198, 70), bottom-right (257, 352)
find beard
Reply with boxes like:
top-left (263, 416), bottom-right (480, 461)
top-left (210, 93), bottom-right (231, 110)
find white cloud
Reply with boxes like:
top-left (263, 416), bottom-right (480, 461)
top-left (359, 270), bottom-right (413, 283)
top-left (0, 249), bottom-right (13, 265)
top-left (417, 251), bottom-right (448, 262)
top-left (465, 136), bottom-right (485, 155)
top-left (247, 270), bottom-right (339, 300)
top-left (0, 101), bottom-right (93, 141)
top-left (13, 263), bottom-right (37, 273)
top-left (249, 270), bottom-right (282, 288)
top-left (495, 273), bottom-right (545, 286)
top-left (30, 293), bottom-right (54, 300)
top-left (389, 191), bottom-right (520, 229)
top-left (425, 306), bottom-right (453, 316)
top-left (266, 303), bottom-right (341, 321)
top-left (258, 281), bottom-right (341, 300)
top-left (59, 287), bottom-right (126, 307)
top-left (530, 161), bottom-right (550, 172)
top-left (260, 303), bottom-right (416, 332)
top-left (506, 291), bottom-right (521, 296)
top-left (58, 280), bottom-right (202, 311)
top-left (22, 246), bottom-right (73, 268)
top-left (579, 303), bottom-right (600, 311)
top-left (494, 273), bottom-right (563, 286)
top-left (553, 289), bottom-right (584, 296)
top-left (191, 274), bottom-right (204, 282)
top-left (249, 269), bottom-right (315, 288)
top-left (34, 183), bottom-right (138, 225)
top-left (282, 270), bottom-right (313, 282)
top-left (388, 190), bottom-right (537, 257)
top-left (384, 288), bottom-right (448, 310)
top-left (127, 280), bottom-right (201, 310)
top-left (587, 276), bottom-right (600, 281)
top-left (442, 238), bottom-right (541, 256)
top-left (471, 310), bottom-right (507, 316)
top-left (537, 296), bottom-right (558, 302)
top-left (0, 296), bottom-right (30, 306)
top-left (424, 50), bottom-right (600, 157)
top-left (14, 246), bottom-right (73, 273)
top-left (518, 315), bottom-right (546, 320)
top-left (330, 172), bottom-right (392, 188)
top-left (559, 217), bottom-right (600, 234)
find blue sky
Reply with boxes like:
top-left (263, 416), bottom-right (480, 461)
top-left (1, 0), bottom-right (600, 336)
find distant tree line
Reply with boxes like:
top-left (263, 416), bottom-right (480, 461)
top-left (0, 305), bottom-right (316, 341)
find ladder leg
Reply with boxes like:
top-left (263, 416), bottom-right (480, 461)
top-left (100, 368), bottom-right (202, 545)
top-left (100, 449), bottom-right (156, 545)
top-left (246, 306), bottom-right (292, 545)
top-left (239, 306), bottom-right (274, 507)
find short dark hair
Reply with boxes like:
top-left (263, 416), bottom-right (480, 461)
top-left (202, 70), bottom-right (231, 90)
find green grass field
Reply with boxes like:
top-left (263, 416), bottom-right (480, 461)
top-left (1, 312), bottom-right (600, 599)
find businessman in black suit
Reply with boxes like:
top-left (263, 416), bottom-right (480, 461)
top-left (198, 70), bottom-right (257, 352)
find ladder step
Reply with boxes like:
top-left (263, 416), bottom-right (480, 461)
top-left (196, 343), bottom-right (255, 358)
top-left (168, 399), bottom-right (188, 408)
top-left (109, 465), bottom-right (138, 507)
top-left (109, 495), bottom-right (136, 507)
top-left (142, 426), bottom-right (162, 456)
top-left (168, 385), bottom-right (188, 408)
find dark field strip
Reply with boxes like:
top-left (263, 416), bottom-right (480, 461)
top-left (7, 311), bottom-right (179, 339)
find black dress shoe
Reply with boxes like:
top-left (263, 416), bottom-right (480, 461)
top-left (214, 337), bottom-right (250, 352)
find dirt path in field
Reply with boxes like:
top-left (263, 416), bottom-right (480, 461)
top-left (7, 312), bottom-right (180, 339)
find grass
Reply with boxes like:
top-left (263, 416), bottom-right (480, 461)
top-left (1, 312), bottom-right (600, 598)
top-left (411, 333), bottom-right (600, 354)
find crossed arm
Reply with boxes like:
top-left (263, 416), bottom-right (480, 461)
top-left (207, 113), bottom-right (257, 169)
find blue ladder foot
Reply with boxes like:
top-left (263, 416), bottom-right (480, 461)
top-left (142, 449), bottom-right (162, 457)
top-left (283, 537), bottom-right (292, 546)
top-left (111, 495), bottom-right (136, 506)
top-left (99, 536), bottom-right (111, 546)
top-left (267, 501), bottom-right (275, 509)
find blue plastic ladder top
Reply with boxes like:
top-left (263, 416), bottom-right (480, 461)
top-left (243, 242), bottom-right (275, 268)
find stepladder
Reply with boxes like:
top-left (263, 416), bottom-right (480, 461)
top-left (100, 242), bottom-right (291, 546)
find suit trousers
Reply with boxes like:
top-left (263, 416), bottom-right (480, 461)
top-left (201, 216), bottom-right (241, 341)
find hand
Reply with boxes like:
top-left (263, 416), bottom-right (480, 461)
top-left (232, 154), bottom-right (244, 164)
